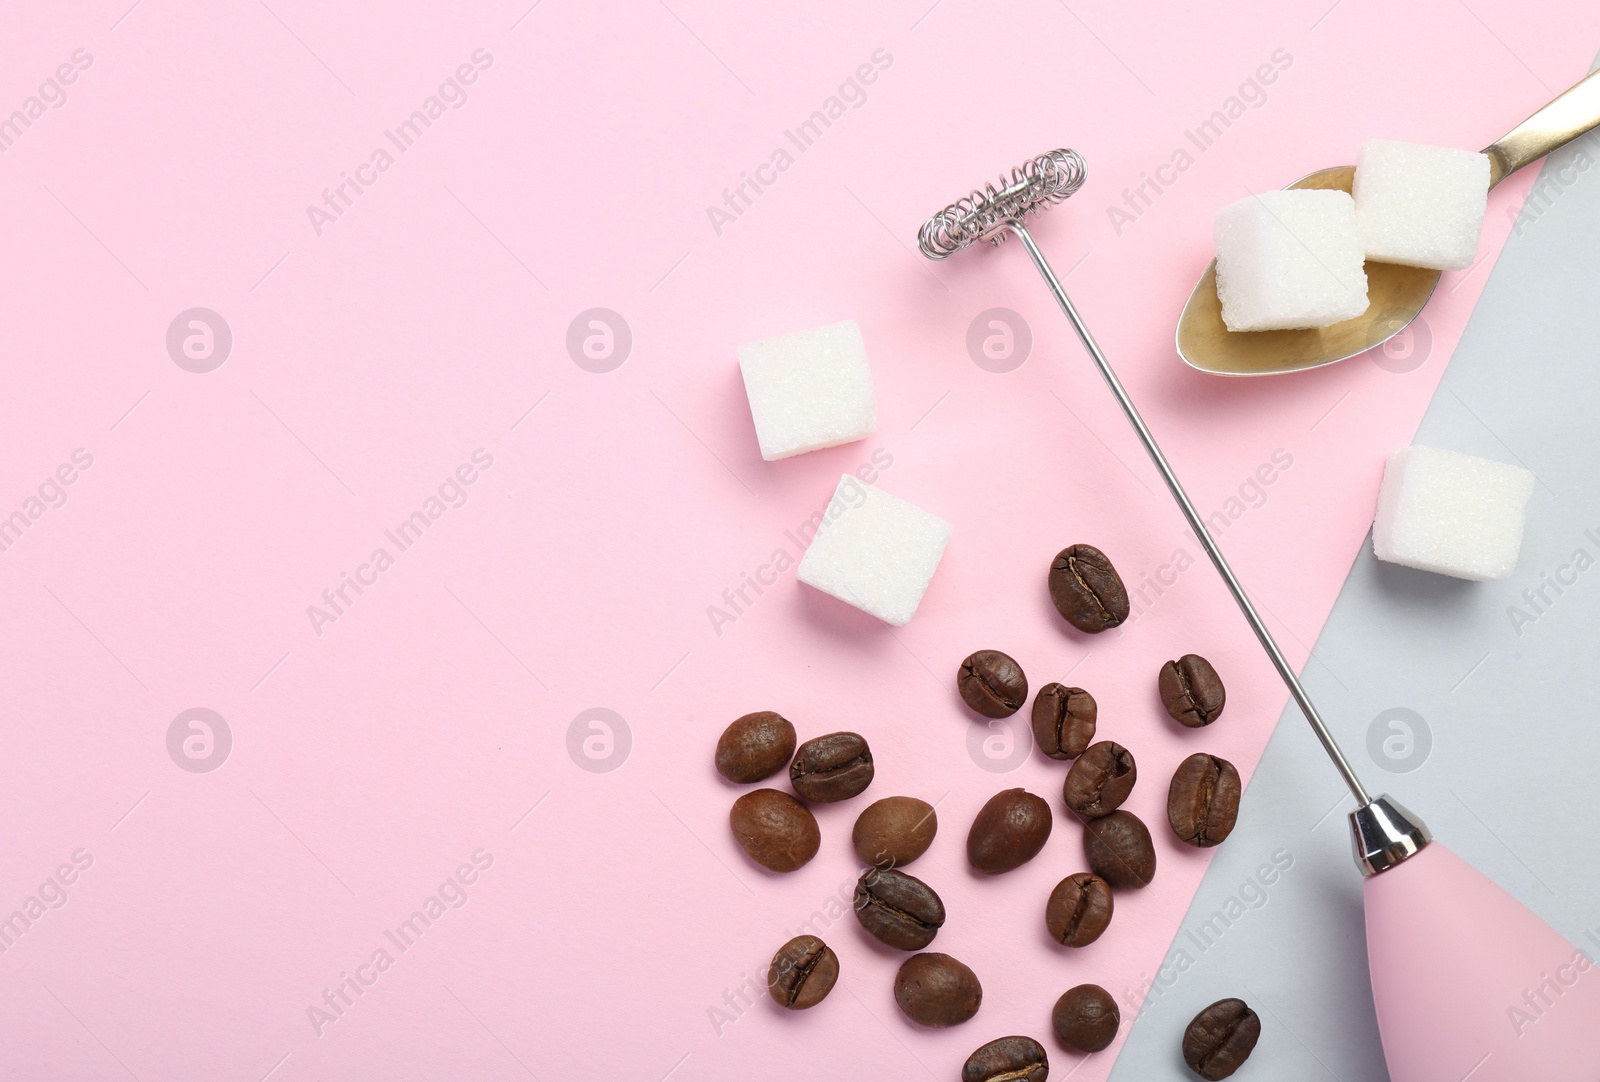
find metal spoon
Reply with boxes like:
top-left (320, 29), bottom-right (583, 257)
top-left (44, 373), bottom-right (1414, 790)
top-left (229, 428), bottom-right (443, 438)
top-left (1177, 67), bottom-right (1600, 376)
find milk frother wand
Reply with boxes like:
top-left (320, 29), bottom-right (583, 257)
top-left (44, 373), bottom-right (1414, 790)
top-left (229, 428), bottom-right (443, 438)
top-left (920, 150), bottom-right (1600, 1082)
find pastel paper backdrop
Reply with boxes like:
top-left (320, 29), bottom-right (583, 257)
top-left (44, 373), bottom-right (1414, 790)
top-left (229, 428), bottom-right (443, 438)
top-left (0, 1), bottom-right (1594, 1079)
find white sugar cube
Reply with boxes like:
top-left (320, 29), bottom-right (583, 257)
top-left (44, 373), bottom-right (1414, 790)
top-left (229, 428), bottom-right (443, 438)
top-left (1354, 140), bottom-right (1490, 271)
top-left (738, 320), bottom-right (877, 461)
top-left (1214, 189), bottom-right (1370, 331)
top-left (1373, 446), bottom-right (1534, 581)
top-left (797, 475), bottom-right (951, 626)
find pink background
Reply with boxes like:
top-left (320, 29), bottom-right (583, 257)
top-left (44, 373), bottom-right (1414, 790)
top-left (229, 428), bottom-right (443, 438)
top-left (1, 1), bottom-right (1595, 1078)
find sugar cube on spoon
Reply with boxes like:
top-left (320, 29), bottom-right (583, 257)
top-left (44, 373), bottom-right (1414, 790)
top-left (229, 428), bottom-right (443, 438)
top-left (1213, 189), bottom-right (1369, 332)
top-left (1354, 140), bottom-right (1491, 271)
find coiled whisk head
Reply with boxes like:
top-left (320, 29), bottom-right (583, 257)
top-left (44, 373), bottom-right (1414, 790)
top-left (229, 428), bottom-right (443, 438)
top-left (918, 149), bottom-right (1086, 260)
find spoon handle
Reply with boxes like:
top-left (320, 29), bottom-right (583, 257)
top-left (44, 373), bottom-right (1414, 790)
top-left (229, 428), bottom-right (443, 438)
top-left (1483, 67), bottom-right (1600, 186)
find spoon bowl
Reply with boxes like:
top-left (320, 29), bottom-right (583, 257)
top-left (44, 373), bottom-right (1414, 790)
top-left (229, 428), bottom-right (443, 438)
top-left (1177, 167), bottom-right (1442, 376)
top-left (1177, 67), bottom-right (1600, 376)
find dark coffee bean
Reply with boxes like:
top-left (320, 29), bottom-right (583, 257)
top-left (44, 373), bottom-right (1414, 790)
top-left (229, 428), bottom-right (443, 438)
top-left (967, 789), bottom-right (1053, 874)
top-left (1044, 872), bottom-right (1114, 948)
top-left (1052, 984), bottom-right (1120, 1053)
top-left (1167, 753), bottom-right (1242, 848)
top-left (894, 952), bottom-right (982, 1027)
top-left (1048, 545), bottom-right (1129, 633)
top-left (1062, 741), bottom-right (1137, 820)
top-left (766, 935), bottom-right (838, 1010)
top-left (959, 650), bottom-right (1029, 718)
top-left (1032, 683), bottom-right (1097, 760)
top-left (715, 711), bottom-right (796, 783)
top-left (854, 868), bottom-right (945, 950)
top-left (1159, 654), bottom-right (1226, 727)
top-left (962, 1036), bottom-right (1049, 1082)
top-left (1183, 998), bottom-right (1260, 1080)
top-left (853, 796), bottom-right (937, 869)
top-left (1082, 810), bottom-right (1156, 889)
top-left (729, 789), bottom-right (820, 872)
top-left (790, 731), bottom-right (874, 802)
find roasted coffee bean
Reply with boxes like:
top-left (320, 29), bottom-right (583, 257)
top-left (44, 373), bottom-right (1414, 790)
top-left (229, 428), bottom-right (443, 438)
top-left (894, 952), bottom-right (982, 1027)
top-left (1082, 810), bottom-right (1156, 889)
top-left (853, 796), bottom-right (938, 868)
top-left (962, 1036), bottom-right (1049, 1082)
top-left (1048, 545), bottom-right (1130, 633)
top-left (790, 731), bottom-right (874, 802)
top-left (767, 935), bottom-right (838, 1010)
top-left (715, 711), bottom-right (796, 783)
top-left (1167, 753), bottom-right (1242, 848)
top-left (854, 868), bottom-right (945, 950)
top-left (1182, 998), bottom-right (1260, 1080)
top-left (1032, 683), bottom-right (1097, 761)
top-left (1062, 741), bottom-right (1137, 820)
top-left (1159, 654), bottom-right (1226, 727)
top-left (1045, 872), bottom-right (1114, 947)
top-left (1052, 984), bottom-right (1120, 1053)
top-left (729, 789), bottom-right (820, 872)
top-left (967, 788), bottom-right (1053, 874)
top-left (959, 650), bottom-right (1029, 718)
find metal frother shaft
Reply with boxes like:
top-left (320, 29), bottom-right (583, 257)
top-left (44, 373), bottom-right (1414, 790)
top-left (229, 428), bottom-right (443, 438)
top-left (919, 149), bottom-right (1430, 874)
top-left (1005, 223), bottom-right (1371, 806)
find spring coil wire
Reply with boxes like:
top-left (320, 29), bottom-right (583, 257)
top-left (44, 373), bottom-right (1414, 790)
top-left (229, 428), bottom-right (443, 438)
top-left (918, 149), bottom-right (1087, 259)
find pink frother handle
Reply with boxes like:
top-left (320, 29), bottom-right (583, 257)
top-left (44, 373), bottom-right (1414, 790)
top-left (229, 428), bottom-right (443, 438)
top-left (1365, 843), bottom-right (1600, 1082)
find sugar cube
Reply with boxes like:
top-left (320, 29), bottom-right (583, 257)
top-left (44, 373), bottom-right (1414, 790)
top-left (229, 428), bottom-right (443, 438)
top-left (1214, 189), bottom-right (1370, 331)
top-left (797, 474), bottom-right (951, 626)
top-left (738, 320), bottom-right (877, 461)
top-left (1372, 446), bottom-right (1534, 581)
top-left (1354, 140), bottom-right (1490, 271)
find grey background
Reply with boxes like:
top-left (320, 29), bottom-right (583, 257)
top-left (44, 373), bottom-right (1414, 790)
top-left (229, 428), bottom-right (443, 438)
top-left (1112, 71), bottom-right (1600, 1081)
